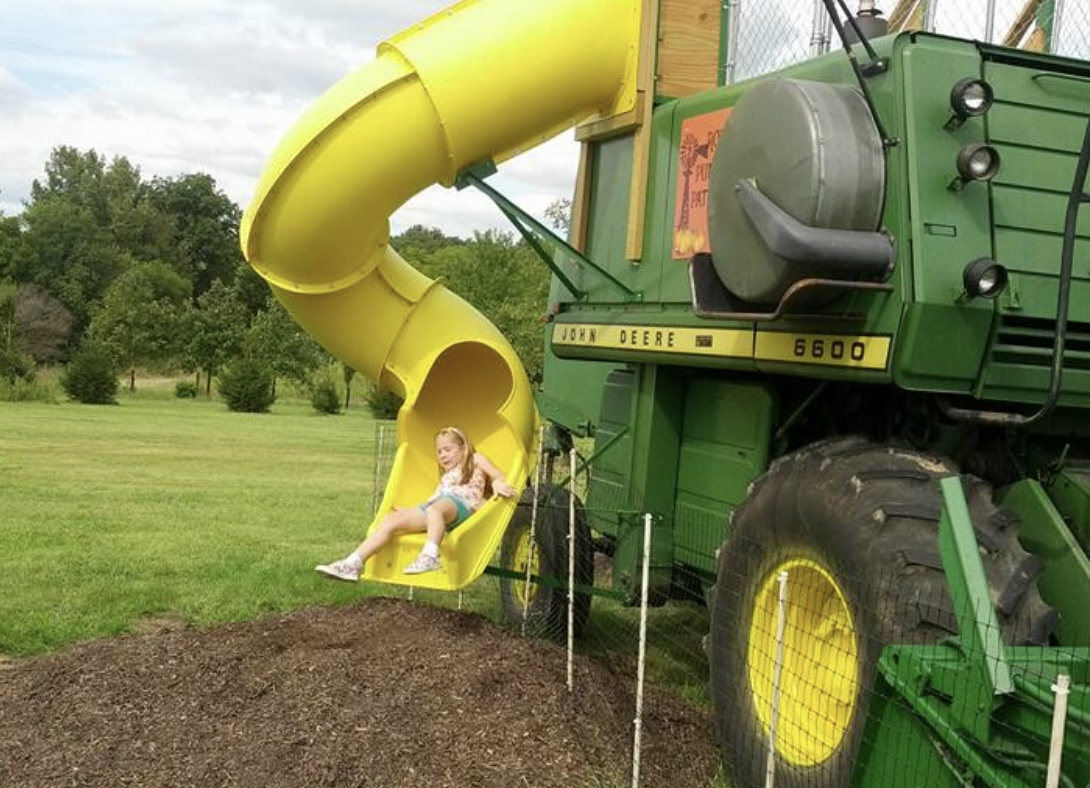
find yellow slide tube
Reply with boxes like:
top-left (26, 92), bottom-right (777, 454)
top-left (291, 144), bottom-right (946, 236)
top-left (240, 0), bottom-right (639, 590)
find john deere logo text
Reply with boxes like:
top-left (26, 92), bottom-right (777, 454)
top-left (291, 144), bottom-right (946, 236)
top-left (552, 323), bottom-right (890, 370)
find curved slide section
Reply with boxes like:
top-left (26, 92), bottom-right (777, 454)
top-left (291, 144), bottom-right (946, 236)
top-left (240, 0), bottom-right (640, 590)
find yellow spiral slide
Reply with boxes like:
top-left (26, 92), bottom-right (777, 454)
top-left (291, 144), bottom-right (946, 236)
top-left (240, 0), bottom-right (640, 590)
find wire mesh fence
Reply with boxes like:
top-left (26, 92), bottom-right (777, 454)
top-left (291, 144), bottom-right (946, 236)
top-left (728, 0), bottom-right (1090, 83)
top-left (710, 532), bottom-right (1090, 787)
top-left (365, 420), bottom-right (1090, 787)
top-left (364, 3), bottom-right (1090, 767)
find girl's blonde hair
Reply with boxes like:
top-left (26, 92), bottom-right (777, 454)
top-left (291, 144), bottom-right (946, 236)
top-left (436, 426), bottom-right (476, 485)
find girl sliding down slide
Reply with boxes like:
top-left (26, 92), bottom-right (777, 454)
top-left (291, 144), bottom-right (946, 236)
top-left (316, 426), bottom-right (517, 580)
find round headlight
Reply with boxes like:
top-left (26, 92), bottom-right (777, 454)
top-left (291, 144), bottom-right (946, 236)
top-left (956, 143), bottom-right (1001, 182)
top-left (963, 258), bottom-right (1008, 299)
top-left (950, 78), bottom-right (994, 118)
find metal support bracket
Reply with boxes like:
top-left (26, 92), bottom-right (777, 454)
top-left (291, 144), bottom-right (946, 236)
top-left (456, 162), bottom-right (640, 301)
top-left (938, 475), bottom-right (1015, 741)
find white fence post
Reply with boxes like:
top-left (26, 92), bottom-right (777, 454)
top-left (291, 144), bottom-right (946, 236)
top-left (522, 424), bottom-right (546, 636)
top-left (567, 447), bottom-right (577, 692)
top-left (631, 512), bottom-right (654, 788)
top-left (764, 570), bottom-right (789, 788)
top-left (1046, 674), bottom-right (1072, 788)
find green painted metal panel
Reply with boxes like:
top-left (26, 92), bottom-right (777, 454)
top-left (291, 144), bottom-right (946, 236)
top-left (535, 355), bottom-right (617, 435)
top-left (991, 143), bottom-right (1085, 194)
top-left (604, 365), bottom-right (684, 599)
top-left (585, 368), bottom-right (636, 539)
top-left (991, 277), bottom-right (1090, 324)
top-left (860, 644), bottom-right (1090, 787)
top-left (992, 186), bottom-right (1090, 246)
top-left (977, 56), bottom-right (1090, 404)
top-left (853, 670), bottom-right (964, 788)
top-left (899, 37), bottom-right (996, 305)
top-left (579, 135), bottom-right (637, 303)
top-left (980, 315), bottom-right (1090, 406)
top-left (893, 303), bottom-right (990, 392)
top-left (985, 62), bottom-right (1090, 120)
top-left (992, 227), bottom-right (1090, 279)
top-left (584, 369), bottom-right (774, 586)
top-left (673, 376), bottom-right (774, 574)
top-left (1047, 467), bottom-right (1090, 549)
top-left (999, 477), bottom-right (1090, 644)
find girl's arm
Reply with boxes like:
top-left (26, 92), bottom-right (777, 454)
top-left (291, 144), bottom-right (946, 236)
top-left (474, 452), bottom-right (517, 497)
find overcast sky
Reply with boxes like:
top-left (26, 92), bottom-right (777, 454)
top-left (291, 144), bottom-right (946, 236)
top-left (0, 0), bottom-right (581, 239)
top-left (3, 1), bottom-right (1085, 239)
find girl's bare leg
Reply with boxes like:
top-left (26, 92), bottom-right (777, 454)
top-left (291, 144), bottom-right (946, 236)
top-left (424, 499), bottom-right (457, 547)
top-left (404, 499), bottom-right (458, 574)
top-left (355, 507), bottom-right (427, 564)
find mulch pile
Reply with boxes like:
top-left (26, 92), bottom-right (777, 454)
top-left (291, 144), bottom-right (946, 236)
top-left (0, 597), bottom-right (719, 787)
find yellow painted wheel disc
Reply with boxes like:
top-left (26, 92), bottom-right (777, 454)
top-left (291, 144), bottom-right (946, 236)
top-left (511, 528), bottom-right (541, 608)
top-left (747, 558), bottom-right (859, 766)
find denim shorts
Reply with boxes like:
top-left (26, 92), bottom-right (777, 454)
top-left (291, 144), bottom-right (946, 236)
top-left (420, 494), bottom-right (472, 527)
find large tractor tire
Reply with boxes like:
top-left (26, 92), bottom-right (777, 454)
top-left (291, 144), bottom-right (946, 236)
top-left (709, 437), bottom-right (1056, 788)
top-left (499, 484), bottom-right (593, 639)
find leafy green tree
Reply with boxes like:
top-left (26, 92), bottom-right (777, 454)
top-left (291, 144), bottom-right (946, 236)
top-left (17, 148), bottom-right (246, 339)
top-left (342, 361), bottom-right (356, 410)
top-left (91, 261), bottom-right (190, 392)
top-left (217, 355), bottom-right (274, 413)
top-left (430, 230), bottom-right (550, 381)
top-left (111, 195), bottom-right (178, 268)
top-left (147, 174), bottom-right (244, 302)
top-left (364, 383), bottom-right (403, 420)
top-left (61, 337), bottom-right (119, 404)
top-left (0, 284), bottom-right (35, 384)
top-left (392, 225), bottom-right (465, 265)
top-left (31, 147), bottom-right (112, 224)
top-left (13, 284), bottom-right (73, 364)
top-left (309, 372), bottom-right (341, 415)
top-left (15, 197), bottom-right (123, 329)
top-left (544, 198), bottom-right (572, 234)
top-left (234, 264), bottom-right (273, 318)
top-left (0, 213), bottom-right (28, 282)
top-left (244, 300), bottom-right (326, 394)
top-left (182, 279), bottom-right (247, 395)
top-left (0, 283), bottom-right (15, 361)
top-left (14, 148), bottom-right (153, 329)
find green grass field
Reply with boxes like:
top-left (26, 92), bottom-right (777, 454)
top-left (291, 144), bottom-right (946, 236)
top-left (1, 384), bottom-right (729, 785)
top-left (0, 384), bottom-right (713, 687)
top-left (0, 387), bottom-right (503, 656)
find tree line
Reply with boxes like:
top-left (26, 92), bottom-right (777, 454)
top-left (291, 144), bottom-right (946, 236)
top-left (0, 146), bottom-right (554, 407)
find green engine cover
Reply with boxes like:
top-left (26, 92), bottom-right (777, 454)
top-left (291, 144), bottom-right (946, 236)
top-left (708, 77), bottom-right (886, 303)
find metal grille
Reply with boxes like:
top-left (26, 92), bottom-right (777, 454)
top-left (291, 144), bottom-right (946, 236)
top-left (993, 315), bottom-right (1090, 370)
top-left (726, 0), bottom-right (1090, 85)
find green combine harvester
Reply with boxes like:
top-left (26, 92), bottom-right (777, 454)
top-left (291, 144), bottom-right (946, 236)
top-left (492, 2), bottom-right (1090, 787)
top-left (245, 0), bottom-right (1090, 784)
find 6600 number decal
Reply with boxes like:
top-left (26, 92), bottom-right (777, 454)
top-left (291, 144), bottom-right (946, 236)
top-left (793, 337), bottom-right (867, 362)
top-left (756, 332), bottom-right (891, 370)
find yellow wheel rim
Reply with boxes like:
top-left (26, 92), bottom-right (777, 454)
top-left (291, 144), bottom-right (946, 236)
top-left (511, 527), bottom-right (540, 608)
top-left (747, 558), bottom-right (859, 766)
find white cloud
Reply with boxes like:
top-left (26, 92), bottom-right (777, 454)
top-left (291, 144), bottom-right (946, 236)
top-left (0, 0), bottom-right (578, 237)
top-left (16, 1), bottom-right (1058, 236)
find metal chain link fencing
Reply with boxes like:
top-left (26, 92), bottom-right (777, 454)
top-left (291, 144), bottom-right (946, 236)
top-left (727, 0), bottom-right (1090, 84)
